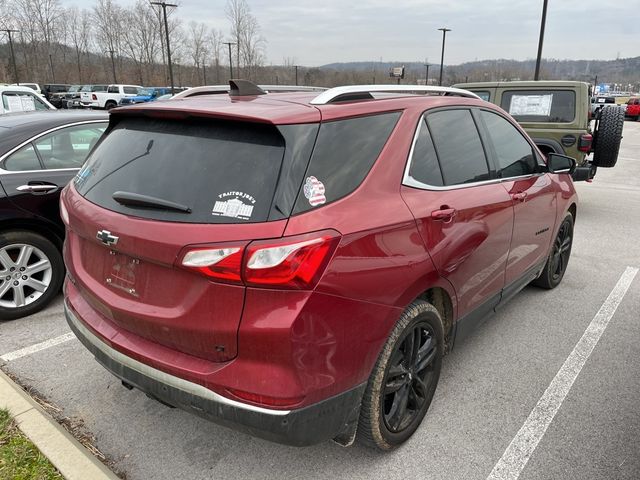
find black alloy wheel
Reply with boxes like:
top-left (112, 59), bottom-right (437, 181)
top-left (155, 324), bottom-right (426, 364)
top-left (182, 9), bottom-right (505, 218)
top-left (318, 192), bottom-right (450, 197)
top-left (532, 212), bottom-right (574, 289)
top-left (357, 300), bottom-right (444, 450)
top-left (382, 322), bottom-right (438, 433)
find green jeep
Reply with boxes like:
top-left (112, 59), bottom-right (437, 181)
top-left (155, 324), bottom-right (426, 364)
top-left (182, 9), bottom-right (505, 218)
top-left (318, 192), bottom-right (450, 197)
top-left (453, 81), bottom-right (625, 181)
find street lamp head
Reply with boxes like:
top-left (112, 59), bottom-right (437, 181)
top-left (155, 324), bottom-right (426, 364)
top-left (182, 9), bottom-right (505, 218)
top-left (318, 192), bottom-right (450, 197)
top-left (438, 27), bottom-right (452, 33)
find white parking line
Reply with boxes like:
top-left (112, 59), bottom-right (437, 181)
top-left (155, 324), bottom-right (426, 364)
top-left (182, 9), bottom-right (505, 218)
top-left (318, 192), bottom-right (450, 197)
top-left (0, 332), bottom-right (76, 362)
top-left (487, 266), bottom-right (639, 480)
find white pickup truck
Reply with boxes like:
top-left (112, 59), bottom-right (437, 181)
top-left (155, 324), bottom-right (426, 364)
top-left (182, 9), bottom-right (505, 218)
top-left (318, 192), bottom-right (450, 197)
top-left (80, 84), bottom-right (142, 110)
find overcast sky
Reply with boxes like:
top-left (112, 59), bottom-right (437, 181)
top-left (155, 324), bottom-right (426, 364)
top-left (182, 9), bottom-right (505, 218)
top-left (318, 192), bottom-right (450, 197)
top-left (66, 0), bottom-right (640, 66)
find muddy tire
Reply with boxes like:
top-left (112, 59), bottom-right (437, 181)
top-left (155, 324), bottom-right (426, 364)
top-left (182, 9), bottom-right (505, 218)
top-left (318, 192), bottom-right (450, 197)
top-left (357, 300), bottom-right (443, 450)
top-left (592, 107), bottom-right (624, 168)
top-left (532, 212), bottom-right (573, 290)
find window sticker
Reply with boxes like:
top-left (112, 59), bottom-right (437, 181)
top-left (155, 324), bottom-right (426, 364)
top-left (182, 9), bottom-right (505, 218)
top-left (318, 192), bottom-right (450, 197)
top-left (509, 94), bottom-right (553, 116)
top-left (212, 191), bottom-right (255, 220)
top-left (303, 176), bottom-right (326, 206)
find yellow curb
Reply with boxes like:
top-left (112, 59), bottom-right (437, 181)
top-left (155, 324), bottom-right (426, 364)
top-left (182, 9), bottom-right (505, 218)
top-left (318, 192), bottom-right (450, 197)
top-left (0, 369), bottom-right (120, 480)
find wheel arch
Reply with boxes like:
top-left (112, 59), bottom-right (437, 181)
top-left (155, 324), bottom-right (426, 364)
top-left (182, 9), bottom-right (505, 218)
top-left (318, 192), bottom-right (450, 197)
top-left (416, 287), bottom-right (455, 354)
top-left (568, 202), bottom-right (577, 222)
top-left (0, 218), bottom-right (64, 251)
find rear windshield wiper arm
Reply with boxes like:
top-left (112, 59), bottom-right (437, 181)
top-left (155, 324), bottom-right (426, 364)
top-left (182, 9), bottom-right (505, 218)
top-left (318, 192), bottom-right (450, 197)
top-left (112, 191), bottom-right (192, 213)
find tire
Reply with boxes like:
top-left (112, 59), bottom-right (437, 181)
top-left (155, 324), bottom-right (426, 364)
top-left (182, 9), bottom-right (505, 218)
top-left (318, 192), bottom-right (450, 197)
top-left (0, 231), bottom-right (64, 321)
top-left (532, 212), bottom-right (573, 290)
top-left (592, 107), bottom-right (625, 168)
top-left (105, 101), bottom-right (117, 110)
top-left (357, 300), bottom-right (444, 450)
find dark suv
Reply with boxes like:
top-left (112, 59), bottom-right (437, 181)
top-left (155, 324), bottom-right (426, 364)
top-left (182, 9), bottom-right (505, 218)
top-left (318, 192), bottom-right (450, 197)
top-left (63, 81), bottom-right (577, 450)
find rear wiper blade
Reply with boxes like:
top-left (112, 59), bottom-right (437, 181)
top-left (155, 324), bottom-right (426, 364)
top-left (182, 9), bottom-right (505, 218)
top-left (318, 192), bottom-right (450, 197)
top-left (112, 191), bottom-right (192, 213)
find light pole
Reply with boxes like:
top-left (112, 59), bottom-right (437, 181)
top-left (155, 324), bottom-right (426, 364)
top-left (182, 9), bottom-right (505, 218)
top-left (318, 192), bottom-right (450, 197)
top-left (438, 28), bottom-right (451, 86)
top-left (105, 50), bottom-right (117, 83)
top-left (534, 0), bottom-right (548, 80)
top-left (223, 42), bottom-right (236, 79)
top-left (202, 57), bottom-right (207, 84)
top-left (294, 65), bottom-right (300, 86)
top-left (151, 2), bottom-right (177, 92)
top-left (1, 29), bottom-right (20, 84)
top-left (424, 63), bottom-right (430, 85)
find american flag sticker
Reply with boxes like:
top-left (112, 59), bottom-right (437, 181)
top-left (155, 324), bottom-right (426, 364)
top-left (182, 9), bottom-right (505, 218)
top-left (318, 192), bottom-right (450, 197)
top-left (303, 176), bottom-right (326, 206)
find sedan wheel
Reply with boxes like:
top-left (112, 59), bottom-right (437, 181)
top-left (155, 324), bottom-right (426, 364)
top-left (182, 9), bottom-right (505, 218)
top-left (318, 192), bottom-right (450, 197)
top-left (0, 231), bottom-right (63, 320)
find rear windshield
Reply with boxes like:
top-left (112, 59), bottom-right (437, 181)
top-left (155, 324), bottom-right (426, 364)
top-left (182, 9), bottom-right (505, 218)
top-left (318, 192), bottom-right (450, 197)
top-left (500, 90), bottom-right (575, 123)
top-left (75, 117), bottom-right (285, 224)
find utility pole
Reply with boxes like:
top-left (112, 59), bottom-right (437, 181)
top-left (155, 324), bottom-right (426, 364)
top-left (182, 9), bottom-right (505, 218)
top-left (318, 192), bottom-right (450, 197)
top-left (223, 42), bottom-right (236, 79)
top-left (424, 63), bottom-right (430, 85)
top-left (49, 54), bottom-right (55, 82)
top-left (438, 27), bottom-right (451, 86)
top-left (105, 50), bottom-right (117, 83)
top-left (1, 29), bottom-right (20, 84)
top-left (202, 57), bottom-right (207, 84)
top-left (151, 2), bottom-right (177, 92)
top-left (294, 65), bottom-right (299, 86)
top-left (534, 0), bottom-right (548, 80)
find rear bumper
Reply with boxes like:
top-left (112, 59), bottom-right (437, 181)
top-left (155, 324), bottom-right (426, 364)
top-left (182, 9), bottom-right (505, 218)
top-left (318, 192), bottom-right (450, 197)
top-left (65, 301), bottom-right (364, 447)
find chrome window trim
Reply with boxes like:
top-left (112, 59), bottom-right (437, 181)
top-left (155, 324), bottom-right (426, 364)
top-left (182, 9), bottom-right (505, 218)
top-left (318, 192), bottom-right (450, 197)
top-left (65, 301), bottom-right (291, 416)
top-left (402, 110), bottom-right (541, 191)
top-left (0, 119), bottom-right (108, 173)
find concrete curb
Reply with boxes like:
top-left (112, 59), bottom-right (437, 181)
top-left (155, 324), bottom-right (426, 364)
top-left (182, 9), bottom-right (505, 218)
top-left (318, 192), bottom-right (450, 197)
top-left (0, 369), bottom-right (120, 480)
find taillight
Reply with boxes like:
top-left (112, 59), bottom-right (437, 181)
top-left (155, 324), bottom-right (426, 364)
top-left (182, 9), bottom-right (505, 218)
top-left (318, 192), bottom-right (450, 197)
top-left (578, 133), bottom-right (592, 153)
top-left (179, 245), bottom-right (245, 283)
top-left (178, 230), bottom-right (340, 289)
top-left (92, 93), bottom-right (97, 100)
top-left (244, 231), bottom-right (340, 289)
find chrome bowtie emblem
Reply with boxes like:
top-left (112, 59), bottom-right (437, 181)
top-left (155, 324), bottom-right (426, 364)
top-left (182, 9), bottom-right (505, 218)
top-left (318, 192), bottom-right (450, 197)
top-left (96, 230), bottom-right (119, 246)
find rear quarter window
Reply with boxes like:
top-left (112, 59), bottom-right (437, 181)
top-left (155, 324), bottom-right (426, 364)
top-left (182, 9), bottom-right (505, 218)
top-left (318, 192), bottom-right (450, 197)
top-left (293, 112), bottom-right (400, 214)
top-left (500, 90), bottom-right (575, 123)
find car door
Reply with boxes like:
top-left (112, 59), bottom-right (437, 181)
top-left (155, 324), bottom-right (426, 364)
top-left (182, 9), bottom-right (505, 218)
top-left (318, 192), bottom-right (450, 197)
top-left (400, 108), bottom-right (514, 327)
top-left (476, 109), bottom-right (557, 299)
top-left (0, 122), bottom-right (107, 229)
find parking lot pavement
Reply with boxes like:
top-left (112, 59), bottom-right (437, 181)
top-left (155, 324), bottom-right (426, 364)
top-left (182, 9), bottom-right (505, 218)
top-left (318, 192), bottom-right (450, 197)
top-left (1, 121), bottom-right (639, 480)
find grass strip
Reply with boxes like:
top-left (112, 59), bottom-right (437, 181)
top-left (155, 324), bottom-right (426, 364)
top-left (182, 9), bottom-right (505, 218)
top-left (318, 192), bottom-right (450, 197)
top-left (0, 408), bottom-right (63, 480)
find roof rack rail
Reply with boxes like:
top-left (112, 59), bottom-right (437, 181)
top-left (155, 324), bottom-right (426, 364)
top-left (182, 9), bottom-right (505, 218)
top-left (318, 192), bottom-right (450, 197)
top-left (309, 85), bottom-right (481, 105)
top-left (170, 83), bottom-right (328, 100)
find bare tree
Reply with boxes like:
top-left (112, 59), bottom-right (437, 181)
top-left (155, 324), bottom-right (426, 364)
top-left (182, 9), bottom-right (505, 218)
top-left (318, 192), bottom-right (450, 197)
top-left (67, 7), bottom-right (92, 83)
top-left (93, 0), bottom-right (125, 81)
top-left (187, 21), bottom-right (207, 85)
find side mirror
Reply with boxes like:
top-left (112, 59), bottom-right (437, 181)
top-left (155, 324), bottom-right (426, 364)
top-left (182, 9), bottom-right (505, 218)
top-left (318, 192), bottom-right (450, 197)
top-left (547, 153), bottom-right (576, 175)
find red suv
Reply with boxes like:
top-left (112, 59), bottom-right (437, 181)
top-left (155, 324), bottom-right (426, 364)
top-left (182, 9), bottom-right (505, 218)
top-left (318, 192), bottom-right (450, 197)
top-left (62, 81), bottom-right (578, 450)
top-left (625, 97), bottom-right (640, 121)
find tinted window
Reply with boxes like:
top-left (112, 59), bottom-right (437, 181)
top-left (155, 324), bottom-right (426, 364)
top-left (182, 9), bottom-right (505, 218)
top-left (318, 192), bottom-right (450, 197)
top-left (123, 87), bottom-right (138, 95)
top-left (426, 109), bottom-right (489, 185)
top-left (34, 123), bottom-right (107, 169)
top-left (480, 111), bottom-right (537, 178)
top-left (293, 112), bottom-right (400, 214)
top-left (107, 86), bottom-right (118, 93)
top-left (76, 117), bottom-right (285, 224)
top-left (3, 145), bottom-right (41, 171)
top-left (408, 119), bottom-right (443, 186)
top-left (501, 90), bottom-right (575, 123)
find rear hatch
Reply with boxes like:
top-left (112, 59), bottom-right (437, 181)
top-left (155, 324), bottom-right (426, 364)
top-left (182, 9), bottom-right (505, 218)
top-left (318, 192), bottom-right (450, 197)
top-left (64, 114), bottom-right (306, 362)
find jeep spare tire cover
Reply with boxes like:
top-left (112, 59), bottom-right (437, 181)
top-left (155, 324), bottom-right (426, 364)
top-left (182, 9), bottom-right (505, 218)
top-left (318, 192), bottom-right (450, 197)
top-left (593, 107), bottom-right (624, 168)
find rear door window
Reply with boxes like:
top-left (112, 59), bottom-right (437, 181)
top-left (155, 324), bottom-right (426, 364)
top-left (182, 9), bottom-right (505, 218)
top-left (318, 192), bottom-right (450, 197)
top-left (500, 90), bottom-right (575, 123)
top-left (2, 92), bottom-right (49, 112)
top-left (426, 109), bottom-right (490, 185)
top-left (293, 112), bottom-right (400, 214)
top-left (34, 123), bottom-right (107, 169)
top-left (76, 117), bottom-right (286, 224)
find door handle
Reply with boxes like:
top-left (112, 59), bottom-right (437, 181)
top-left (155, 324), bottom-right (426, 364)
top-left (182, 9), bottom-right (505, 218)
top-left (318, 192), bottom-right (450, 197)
top-left (16, 183), bottom-right (59, 193)
top-left (431, 208), bottom-right (457, 221)
top-left (511, 192), bottom-right (527, 202)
